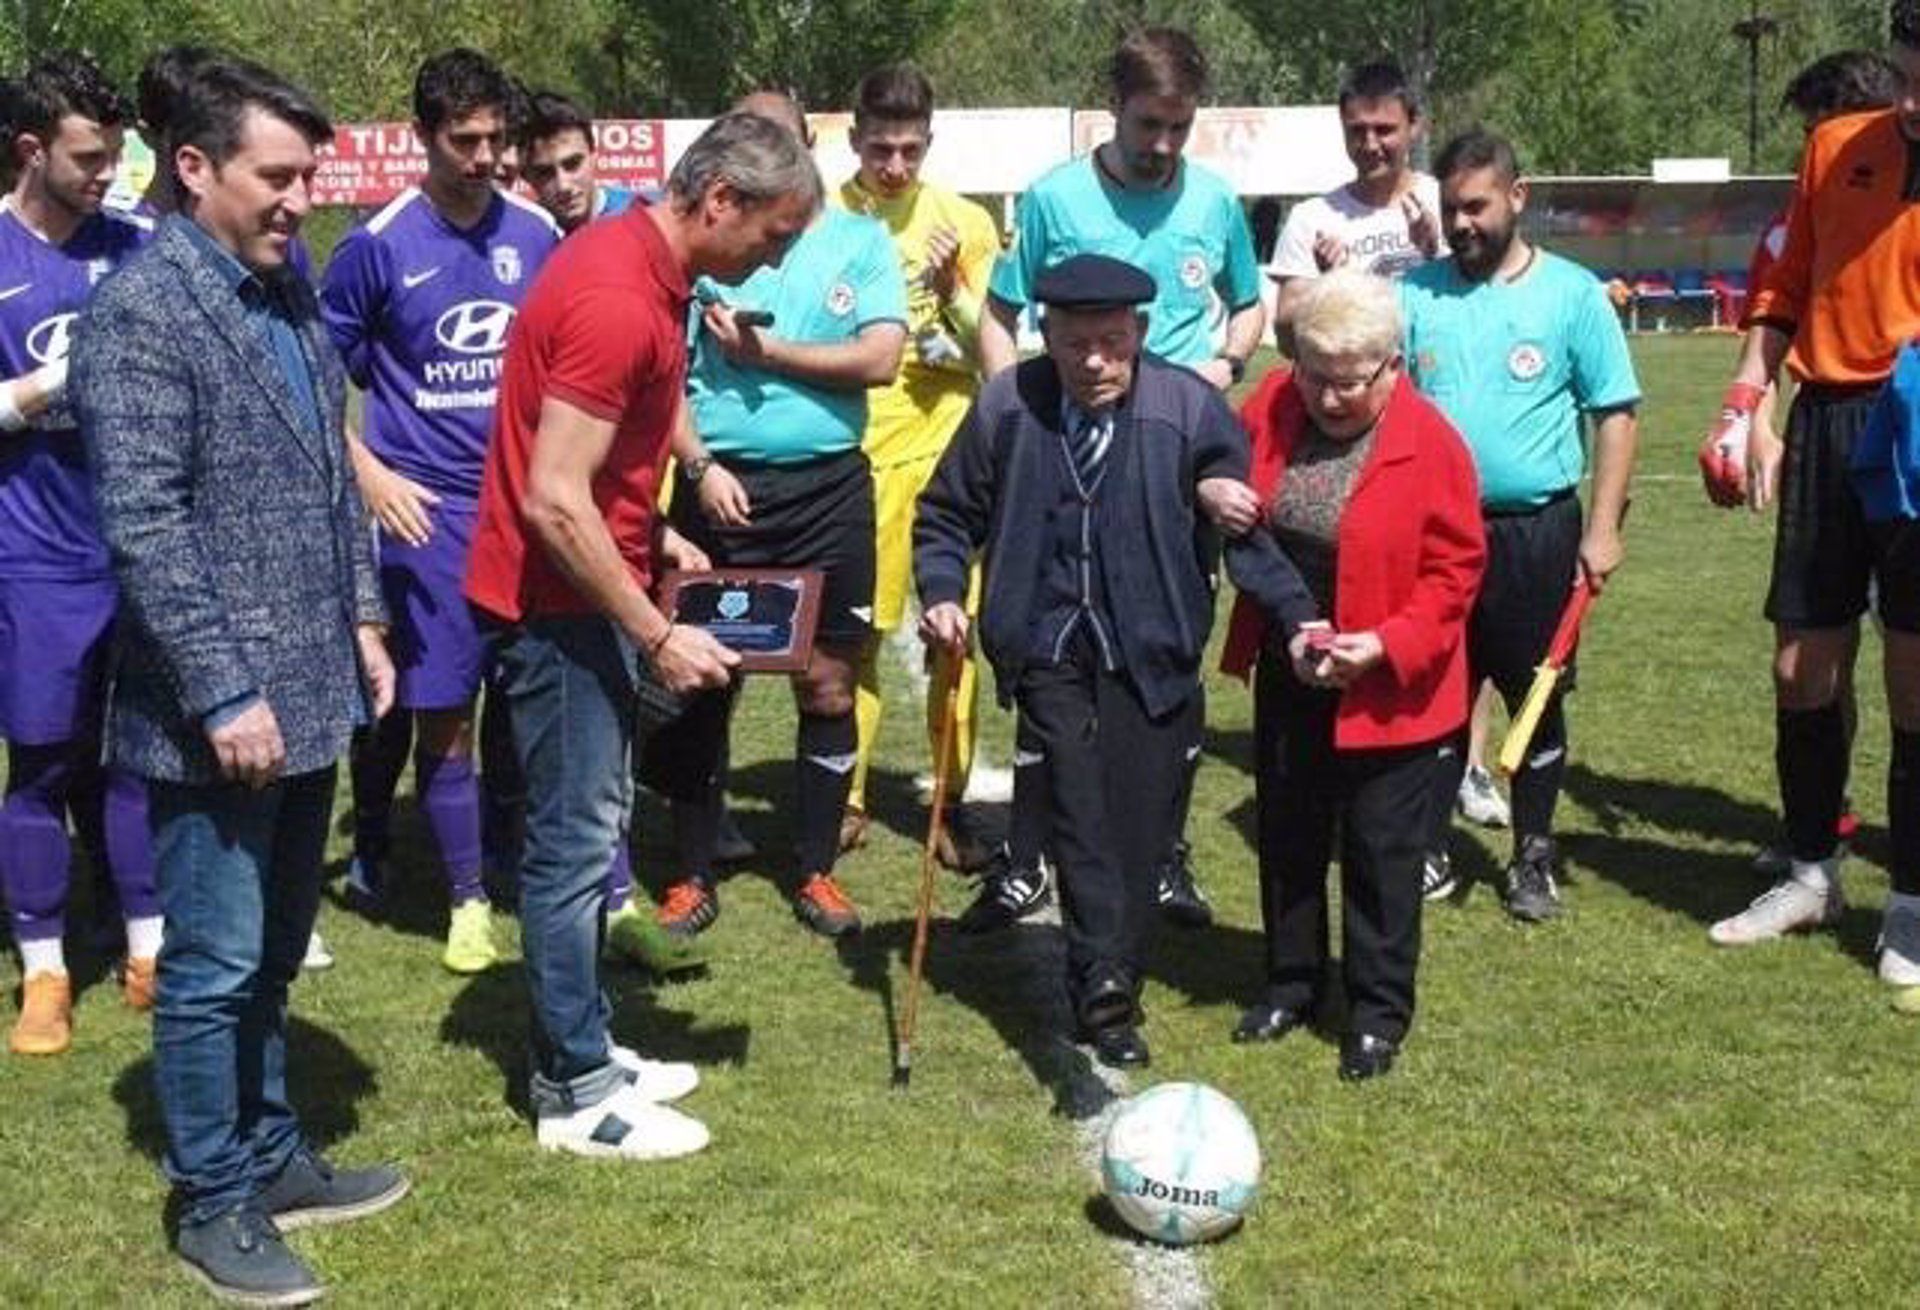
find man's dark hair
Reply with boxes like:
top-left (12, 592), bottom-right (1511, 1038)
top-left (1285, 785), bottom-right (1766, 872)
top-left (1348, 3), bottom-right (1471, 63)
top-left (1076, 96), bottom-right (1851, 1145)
top-left (137, 44), bottom-right (218, 135)
top-left (1782, 49), bottom-right (1902, 117)
top-left (1434, 127), bottom-right (1520, 185)
top-left (1338, 59), bottom-right (1420, 119)
top-left (1895, 0), bottom-right (1920, 51)
top-left (1109, 26), bottom-right (1208, 104)
top-left (171, 55), bottom-right (332, 167)
top-left (521, 89), bottom-right (595, 152)
top-left (854, 63), bottom-right (935, 126)
top-left (502, 75), bottom-right (532, 138)
top-left (412, 48), bottom-right (514, 133)
top-left (0, 49), bottom-right (131, 163)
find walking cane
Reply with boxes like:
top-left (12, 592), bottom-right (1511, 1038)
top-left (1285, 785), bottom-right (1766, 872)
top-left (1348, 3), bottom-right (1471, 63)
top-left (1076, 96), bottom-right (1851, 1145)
top-left (893, 648), bottom-right (965, 1089)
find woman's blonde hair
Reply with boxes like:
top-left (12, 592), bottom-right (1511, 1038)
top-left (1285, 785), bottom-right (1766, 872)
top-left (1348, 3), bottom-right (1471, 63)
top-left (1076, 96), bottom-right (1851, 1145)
top-left (1292, 268), bottom-right (1403, 364)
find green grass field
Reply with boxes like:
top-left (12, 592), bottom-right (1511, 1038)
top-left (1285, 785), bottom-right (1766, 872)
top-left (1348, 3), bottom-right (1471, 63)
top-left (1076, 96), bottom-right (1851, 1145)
top-left (5, 334), bottom-right (1919, 1307)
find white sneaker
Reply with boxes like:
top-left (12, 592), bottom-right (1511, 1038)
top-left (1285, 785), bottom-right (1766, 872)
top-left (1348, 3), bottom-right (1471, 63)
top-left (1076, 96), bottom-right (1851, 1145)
top-left (609, 1043), bottom-right (700, 1104)
top-left (714, 809), bottom-right (756, 864)
top-left (536, 1084), bottom-right (709, 1160)
top-left (1876, 900), bottom-right (1920, 987)
top-left (301, 932), bottom-right (335, 971)
top-left (1709, 865), bottom-right (1843, 946)
top-left (1456, 765), bottom-right (1511, 829)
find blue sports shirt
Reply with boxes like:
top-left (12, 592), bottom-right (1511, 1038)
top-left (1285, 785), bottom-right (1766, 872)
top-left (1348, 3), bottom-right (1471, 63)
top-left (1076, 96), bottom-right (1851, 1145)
top-left (0, 203), bottom-right (151, 579)
top-left (988, 155), bottom-right (1261, 368)
top-left (687, 207), bottom-right (907, 464)
top-left (321, 188), bottom-right (559, 501)
top-left (1400, 250), bottom-right (1639, 511)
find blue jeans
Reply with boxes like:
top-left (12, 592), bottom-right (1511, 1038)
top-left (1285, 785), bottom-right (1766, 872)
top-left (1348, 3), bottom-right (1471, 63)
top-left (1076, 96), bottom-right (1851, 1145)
top-left (149, 766), bottom-right (335, 1225)
top-left (491, 615), bottom-right (634, 1116)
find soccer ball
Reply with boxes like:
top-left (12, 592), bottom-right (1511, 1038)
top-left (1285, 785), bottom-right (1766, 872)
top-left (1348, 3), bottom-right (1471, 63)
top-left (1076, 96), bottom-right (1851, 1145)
top-left (1100, 1082), bottom-right (1261, 1245)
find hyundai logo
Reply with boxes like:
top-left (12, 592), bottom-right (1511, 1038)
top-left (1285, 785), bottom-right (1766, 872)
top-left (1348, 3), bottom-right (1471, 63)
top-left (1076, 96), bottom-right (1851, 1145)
top-left (25, 313), bottom-right (75, 366)
top-left (433, 300), bottom-right (515, 355)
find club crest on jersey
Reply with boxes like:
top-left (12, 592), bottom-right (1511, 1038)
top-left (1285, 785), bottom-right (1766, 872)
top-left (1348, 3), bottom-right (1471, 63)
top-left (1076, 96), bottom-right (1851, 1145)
top-left (1507, 342), bottom-right (1546, 382)
top-left (435, 300), bottom-right (516, 355)
top-left (491, 246), bottom-right (523, 285)
top-left (1179, 254), bottom-right (1208, 290)
top-left (26, 313), bottom-right (75, 365)
top-left (717, 589), bottom-right (750, 621)
top-left (825, 281), bottom-right (856, 317)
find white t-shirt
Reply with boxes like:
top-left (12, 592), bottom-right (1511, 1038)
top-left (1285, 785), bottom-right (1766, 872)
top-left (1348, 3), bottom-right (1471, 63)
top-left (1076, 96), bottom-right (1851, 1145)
top-left (1266, 173), bottom-right (1443, 283)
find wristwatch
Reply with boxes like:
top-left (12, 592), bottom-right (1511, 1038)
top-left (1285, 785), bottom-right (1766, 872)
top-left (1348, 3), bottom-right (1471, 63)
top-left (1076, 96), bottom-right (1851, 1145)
top-left (1219, 354), bottom-right (1248, 385)
top-left (683, 455), bottom-right (714, 486)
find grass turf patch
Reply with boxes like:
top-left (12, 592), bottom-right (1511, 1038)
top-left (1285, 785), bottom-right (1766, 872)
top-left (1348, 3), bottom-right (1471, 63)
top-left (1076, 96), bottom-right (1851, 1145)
top-left (4, 335), bottom-right (1919, 1305)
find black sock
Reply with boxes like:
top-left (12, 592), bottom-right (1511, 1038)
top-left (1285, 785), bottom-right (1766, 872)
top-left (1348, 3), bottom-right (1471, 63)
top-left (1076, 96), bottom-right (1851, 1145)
top-left (1778, 704), bottom-right (1847, 863)
top-left (1892, 729), bottom-right (1920, 896)
top-left (1509, 699), bottom-right (1567, 848)
top-left (795, 711), bottom-right (857, 875)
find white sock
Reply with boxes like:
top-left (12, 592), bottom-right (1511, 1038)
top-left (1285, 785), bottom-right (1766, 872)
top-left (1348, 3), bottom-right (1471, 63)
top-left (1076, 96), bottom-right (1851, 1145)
top-left (125, 915), bottom-right (164, 960)
top-left (1789, 857), bottom-right (1837, 894)
top-left (19, 938), bottom-right (66, 976)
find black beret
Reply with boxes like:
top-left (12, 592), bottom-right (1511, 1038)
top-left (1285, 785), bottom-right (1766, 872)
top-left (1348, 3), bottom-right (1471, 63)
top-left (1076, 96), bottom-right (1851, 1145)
top-left (1033, 253), bottom-right (1156, 310)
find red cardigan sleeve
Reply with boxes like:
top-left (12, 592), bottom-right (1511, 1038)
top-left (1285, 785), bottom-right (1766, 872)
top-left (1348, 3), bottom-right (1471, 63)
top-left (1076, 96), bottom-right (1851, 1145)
top-left (1220, 369), bottom-right (1298, 680)
top-left (1373, 407), bottom-right (1485, 687)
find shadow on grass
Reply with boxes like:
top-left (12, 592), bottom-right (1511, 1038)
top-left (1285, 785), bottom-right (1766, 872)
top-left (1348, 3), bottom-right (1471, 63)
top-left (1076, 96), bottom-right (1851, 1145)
top-left (111, 1014), bottom-right (379, 1164)
top-left (832, 914), bottom-right (1117, 1121)
top-left (1549, 763), bottom-right (1886, 975)
top-left (438, 962), bottom-right (750, 1120)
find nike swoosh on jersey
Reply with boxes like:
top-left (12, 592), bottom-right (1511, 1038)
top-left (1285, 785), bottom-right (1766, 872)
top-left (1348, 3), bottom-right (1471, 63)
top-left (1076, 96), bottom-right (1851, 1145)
top-left (401, 268), bottom-right (442, 289)
top-left (0, 284), bottom-right (31, 302)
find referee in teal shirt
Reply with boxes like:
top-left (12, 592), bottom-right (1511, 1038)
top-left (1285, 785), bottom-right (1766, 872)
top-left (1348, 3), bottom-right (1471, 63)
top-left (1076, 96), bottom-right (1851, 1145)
top-left (1401, 129), bottom-right (1639, 923)
top-left (665, 92), bottom-right (908, 941)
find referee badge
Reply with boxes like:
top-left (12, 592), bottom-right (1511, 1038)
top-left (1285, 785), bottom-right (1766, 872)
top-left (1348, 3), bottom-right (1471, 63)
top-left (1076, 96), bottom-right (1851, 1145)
top-left (491, 246), bottom-right (523, 285)
top-left (1507, 342), bottom-right (1546, 382)
top-left (1179, 254), bottom-right (1208, 290)
top-left (825, 281), bottom-right (856, 317)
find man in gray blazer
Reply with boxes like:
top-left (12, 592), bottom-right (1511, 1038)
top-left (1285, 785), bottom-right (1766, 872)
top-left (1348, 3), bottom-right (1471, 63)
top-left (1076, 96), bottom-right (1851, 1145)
top-left (73, 56), bottom-right (404, 1307)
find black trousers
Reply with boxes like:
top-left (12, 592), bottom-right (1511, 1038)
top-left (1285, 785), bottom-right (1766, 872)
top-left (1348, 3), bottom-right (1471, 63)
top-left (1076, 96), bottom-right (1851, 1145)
top-left (1429, 492), bottom-right (1583, 851)
top-left (1256, 655), bottom-right (1444, 1043)
top-left (1014, 639), bottom-right (1195, 1018)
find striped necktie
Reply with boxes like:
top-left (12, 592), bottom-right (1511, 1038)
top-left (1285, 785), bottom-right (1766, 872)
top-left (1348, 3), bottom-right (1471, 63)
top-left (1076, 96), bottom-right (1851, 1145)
top-left (1067, 407), bottom-right (1113, 493)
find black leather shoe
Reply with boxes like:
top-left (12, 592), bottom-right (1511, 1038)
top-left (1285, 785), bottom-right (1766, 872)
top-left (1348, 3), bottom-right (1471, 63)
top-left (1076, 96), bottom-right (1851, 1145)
top-left (1232, 1002), bottom-right (1309, 1045)
top-left (1089, 1023), bottom-right (1151, 1069)
top-left (1338, 1032), bottom-right (1399, 1082)
top-left (1077, 973), bottom-right (1136, 1033)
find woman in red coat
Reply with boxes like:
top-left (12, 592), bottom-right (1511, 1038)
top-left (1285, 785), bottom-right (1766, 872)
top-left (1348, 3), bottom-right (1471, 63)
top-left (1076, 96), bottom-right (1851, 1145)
top-left (1220, 269), bottom-right (1485, 1081)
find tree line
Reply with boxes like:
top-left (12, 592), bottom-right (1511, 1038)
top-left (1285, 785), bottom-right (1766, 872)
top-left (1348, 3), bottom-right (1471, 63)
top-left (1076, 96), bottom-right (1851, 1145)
top-left (0, 0), bottom-right (1892, 176)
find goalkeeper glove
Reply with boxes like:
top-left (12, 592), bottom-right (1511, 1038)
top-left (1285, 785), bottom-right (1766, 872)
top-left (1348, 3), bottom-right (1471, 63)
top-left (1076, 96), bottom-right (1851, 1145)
top-left (1698, 381), bottom-right (1764, 508)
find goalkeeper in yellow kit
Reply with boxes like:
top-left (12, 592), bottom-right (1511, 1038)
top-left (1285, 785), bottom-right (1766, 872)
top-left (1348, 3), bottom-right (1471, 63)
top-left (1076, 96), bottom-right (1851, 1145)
top-left (837, 63), bottom-right (1000, 869)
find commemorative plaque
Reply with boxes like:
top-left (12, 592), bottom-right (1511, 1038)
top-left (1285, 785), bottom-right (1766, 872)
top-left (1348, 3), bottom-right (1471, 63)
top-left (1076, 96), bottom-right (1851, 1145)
top-left (658, 568), bottom-right (824, 673)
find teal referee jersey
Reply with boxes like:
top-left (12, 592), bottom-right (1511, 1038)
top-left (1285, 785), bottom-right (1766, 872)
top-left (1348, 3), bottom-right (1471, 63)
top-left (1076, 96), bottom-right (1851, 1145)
top-left (989, 155), bottom-right (1261, 368)
top-left (689, 207), bottom-right (907, 464)
top-left (1400, 250), bottom-right (1639, 511)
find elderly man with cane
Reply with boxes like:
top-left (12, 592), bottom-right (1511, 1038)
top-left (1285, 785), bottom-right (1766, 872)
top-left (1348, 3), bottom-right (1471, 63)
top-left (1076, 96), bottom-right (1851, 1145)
top-left (914, 253), bottom-right (1312, 1068)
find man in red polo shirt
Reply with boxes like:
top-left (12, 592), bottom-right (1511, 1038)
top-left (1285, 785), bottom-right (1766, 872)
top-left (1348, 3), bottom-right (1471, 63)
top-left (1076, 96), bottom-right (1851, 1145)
top-left (466, 111), bottom-right (820, 1160)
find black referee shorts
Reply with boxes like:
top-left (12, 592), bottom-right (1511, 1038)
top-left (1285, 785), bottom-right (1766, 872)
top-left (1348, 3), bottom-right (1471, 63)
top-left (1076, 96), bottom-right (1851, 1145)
top-left (1767, 382), bottom-right (1920, 635)
top-left (1471, 491), bottom-right (1583, 702)
top-left (671, 448), bottom-right (876, 647)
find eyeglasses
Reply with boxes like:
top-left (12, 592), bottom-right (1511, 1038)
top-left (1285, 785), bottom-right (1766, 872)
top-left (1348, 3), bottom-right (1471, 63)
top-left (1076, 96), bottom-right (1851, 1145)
top-left (1296, 356), bottom-right (1395, 399)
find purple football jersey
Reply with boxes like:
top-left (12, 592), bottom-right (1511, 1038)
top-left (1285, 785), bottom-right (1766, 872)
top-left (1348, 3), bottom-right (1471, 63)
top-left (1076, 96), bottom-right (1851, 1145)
top-left (321, 188), bottom-right (559, 501)
top-left (0, 203), bottom-right (152, 579)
